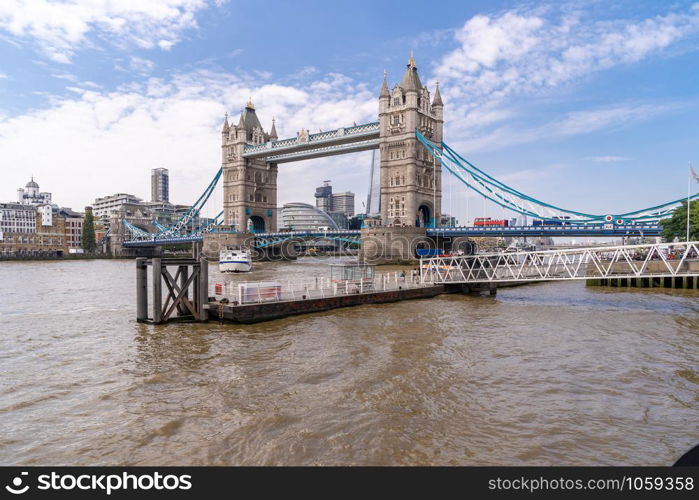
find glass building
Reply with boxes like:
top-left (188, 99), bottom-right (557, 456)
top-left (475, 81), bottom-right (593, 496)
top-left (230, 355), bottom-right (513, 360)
top-left (280, 202), bottom-right (339, 231)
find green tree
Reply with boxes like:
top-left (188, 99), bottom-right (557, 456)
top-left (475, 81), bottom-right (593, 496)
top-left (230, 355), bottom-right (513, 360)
top-left (661, 199), bottom-right (699, 241)
top-left (81, 210), bottom-right (97, 253)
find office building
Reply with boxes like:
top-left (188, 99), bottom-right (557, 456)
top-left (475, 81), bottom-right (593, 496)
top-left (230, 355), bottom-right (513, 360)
top-left (314, 180), bottom-right (333, 213)
top-left (332, 191), bottom-right (355, 217)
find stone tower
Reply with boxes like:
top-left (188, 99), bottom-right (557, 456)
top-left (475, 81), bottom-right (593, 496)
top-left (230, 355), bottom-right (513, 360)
top-left (379, 55), bottom-right (443, 227)
top-left (221, 99), bottom-right (278, 232)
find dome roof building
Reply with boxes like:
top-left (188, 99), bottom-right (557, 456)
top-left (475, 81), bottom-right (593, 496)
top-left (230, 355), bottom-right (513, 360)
top-left (280, 202), bottom-right (339, 231)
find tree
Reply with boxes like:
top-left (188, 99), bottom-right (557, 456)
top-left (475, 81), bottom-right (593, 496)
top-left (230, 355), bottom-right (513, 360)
top-left (661, 199), bottom-right (699, 242)
top-left (82, 210), bottom-right (97, 253)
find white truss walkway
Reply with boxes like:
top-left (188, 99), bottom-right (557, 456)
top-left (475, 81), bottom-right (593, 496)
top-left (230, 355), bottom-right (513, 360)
top-left (420, 241), bottom-right (699, 284)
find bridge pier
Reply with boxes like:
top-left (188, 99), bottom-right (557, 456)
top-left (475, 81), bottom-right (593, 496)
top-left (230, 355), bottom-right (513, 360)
top-left (202, 232), bottom-right (248, 260)
top-left (359, 226), bottom-right (430, 264)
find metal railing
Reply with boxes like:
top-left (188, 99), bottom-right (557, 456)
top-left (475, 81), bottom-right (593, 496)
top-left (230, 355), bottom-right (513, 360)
top-left (420, 241), bottom-right (699, 284)
top-left (210, 270), bottom-right (426, 305)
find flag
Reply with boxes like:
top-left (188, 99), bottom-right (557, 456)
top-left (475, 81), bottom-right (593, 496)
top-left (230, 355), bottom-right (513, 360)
top-left (690, 164), bottom-right (699, 183)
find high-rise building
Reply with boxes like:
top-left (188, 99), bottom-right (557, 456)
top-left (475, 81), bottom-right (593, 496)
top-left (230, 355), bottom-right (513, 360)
top-left (314, 180), bottom-right (333, 213)
top-left (332, 191), bottom-right (355, 217)
top-left (151, 168), bottom-right (169, 203)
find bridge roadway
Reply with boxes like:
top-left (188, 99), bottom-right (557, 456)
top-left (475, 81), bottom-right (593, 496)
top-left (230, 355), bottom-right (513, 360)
top-left (242, 122), bottom-right (380, 163)
top-left (121, 223), bottom-right (662, 247)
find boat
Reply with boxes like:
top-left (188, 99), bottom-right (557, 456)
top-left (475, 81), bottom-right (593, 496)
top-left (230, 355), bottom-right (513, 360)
top-left (219, 246), bottom-right (252, 273)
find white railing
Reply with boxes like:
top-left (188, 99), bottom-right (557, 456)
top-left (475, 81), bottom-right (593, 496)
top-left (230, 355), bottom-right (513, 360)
top-left (210, 270), bottom-right (426, 305)
top-left (420, 241), bottom-right (699, 284)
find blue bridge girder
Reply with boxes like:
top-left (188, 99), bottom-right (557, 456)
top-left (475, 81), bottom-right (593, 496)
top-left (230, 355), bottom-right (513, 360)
top-left (122, 224), bottom-right (662, 247)
top-left (427, 224), bottom-right (662, 238)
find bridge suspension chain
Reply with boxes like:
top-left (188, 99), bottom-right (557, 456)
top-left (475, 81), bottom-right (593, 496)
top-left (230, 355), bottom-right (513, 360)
top-left (416, 129), bottom-right (698, 224)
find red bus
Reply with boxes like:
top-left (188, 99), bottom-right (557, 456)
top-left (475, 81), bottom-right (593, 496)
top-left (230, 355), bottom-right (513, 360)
top-left (474, 217), bottom-right (509, 227)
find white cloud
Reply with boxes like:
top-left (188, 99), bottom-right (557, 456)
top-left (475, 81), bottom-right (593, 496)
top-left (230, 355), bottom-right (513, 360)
top-left (436, 4), bottom-right (699, 101)
top-left (585, 156), bottom-right (631, 163)
top-left (451, 102), bottom-right (677, 153)
top-left (434, 2), bottom-right (699, 144)
top-left (0, 0), bottom-right (222, 63)
top-left (0, 69), bottom-right (376, 211)
top-left (0, 72), bottom-right (8, 79)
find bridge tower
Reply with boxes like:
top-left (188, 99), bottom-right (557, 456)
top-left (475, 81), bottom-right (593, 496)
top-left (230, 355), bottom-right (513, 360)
top-left (379, 55), bottom-right (443, 228)
top-left (221, 99), bottom-right (278, 233)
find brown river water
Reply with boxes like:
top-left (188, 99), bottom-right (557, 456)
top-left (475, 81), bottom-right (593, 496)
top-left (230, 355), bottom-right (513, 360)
top-left (1, 258), bottom-right (697, 466)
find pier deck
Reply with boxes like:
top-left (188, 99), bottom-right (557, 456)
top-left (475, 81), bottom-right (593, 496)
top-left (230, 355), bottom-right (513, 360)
top-left (206, 284), bottom-right (451, 323)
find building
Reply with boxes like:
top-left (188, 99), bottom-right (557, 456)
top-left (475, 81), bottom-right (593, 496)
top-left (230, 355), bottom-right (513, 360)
top-left (151, 168), bottom-right (169, 203)
top-left (17, 177), bottom-right (52, 206)
top-left (0, 203), bottom-right (67, 257)
top-left (314, 180), bottom-right (333, 212)
top-left (58, 207), bottom-right (84, 249)
top-left (93, 193), bottom-right (143, 221)
top-left (280, 202), bottom-right (339, 231)
top-left (331, 191), bottom-right (355, 217)
top-left (313, 181), bottom-right (355, 218)
top-left (328, 211), bottom-right (348, 229)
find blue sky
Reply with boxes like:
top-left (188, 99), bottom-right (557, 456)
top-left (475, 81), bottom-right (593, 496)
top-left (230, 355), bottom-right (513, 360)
top-left (0, 0), bottom-right (698, 226)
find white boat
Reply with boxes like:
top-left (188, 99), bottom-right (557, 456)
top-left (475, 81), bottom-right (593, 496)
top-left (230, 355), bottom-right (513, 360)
top-left (219, 246), bottom-right (252, 273)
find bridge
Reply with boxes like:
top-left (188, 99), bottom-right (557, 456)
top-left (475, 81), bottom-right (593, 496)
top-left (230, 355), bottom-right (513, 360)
top-left (419, 241), bottom-right (699, 285)
top-left (116, 55), bottom-right (695, 260)
top-left (122, 223), bottom-right (663, 248)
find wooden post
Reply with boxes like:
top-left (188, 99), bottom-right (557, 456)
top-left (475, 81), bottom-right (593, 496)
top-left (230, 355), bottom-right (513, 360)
top-left (199, 255), bottom-right (209, 322)
top-left (136, 258), bottom-right (148, 322)
top-left (177, 265), bottom-right (189, 317)
top-left (152, 257), bottom-right (162, 324)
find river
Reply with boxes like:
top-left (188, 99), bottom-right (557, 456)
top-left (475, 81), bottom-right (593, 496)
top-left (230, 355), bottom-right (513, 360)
top-left (1, 258), bottom-right (697, 465)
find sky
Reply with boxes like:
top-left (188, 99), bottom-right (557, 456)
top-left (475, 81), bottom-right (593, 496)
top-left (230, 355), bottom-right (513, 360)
top-left (0, 0), bottom-right (698, 226)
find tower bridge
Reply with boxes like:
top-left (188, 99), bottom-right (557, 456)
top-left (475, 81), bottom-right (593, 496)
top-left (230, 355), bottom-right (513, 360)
top-left (118, 54), bottom-right (695, 261)
top-left (218, 55), bottom-right (443, 237)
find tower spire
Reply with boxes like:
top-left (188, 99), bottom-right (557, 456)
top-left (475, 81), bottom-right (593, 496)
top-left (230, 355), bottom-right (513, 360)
top-left (432, 81), bottom-right (443, 106)
top-left (221, 112), bottom-right (230, 133)
top-left (379, 69), bottom-right (389, 98)
top-left (269, 117), bottom-right (278, 140)
top-left (400, 53), bottom-right (422, 91)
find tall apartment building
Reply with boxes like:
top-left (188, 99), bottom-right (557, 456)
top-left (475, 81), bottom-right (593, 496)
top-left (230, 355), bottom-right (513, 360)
top-left (331, 191), bottom-right (355, 217)
top-left (151, 168), bottom-right (169, 203)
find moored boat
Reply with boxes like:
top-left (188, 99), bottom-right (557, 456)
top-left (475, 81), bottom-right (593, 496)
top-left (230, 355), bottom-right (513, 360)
top-left (219, 246), bottom-right (252, 273)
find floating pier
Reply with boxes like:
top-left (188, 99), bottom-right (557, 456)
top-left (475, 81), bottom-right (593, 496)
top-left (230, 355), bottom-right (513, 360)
top-left (137, 258), bottom-right (495, 325)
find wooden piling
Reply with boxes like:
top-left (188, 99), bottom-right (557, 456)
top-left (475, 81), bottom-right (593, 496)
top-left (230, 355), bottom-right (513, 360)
top-left (177, 265), bottom-right (189, 317)
top-left (136, 257), bottom-right (148, 322)
top-left (152, 257), bottom-right (162, 324)
top-left (198, 255), bottom-right (208, 322)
